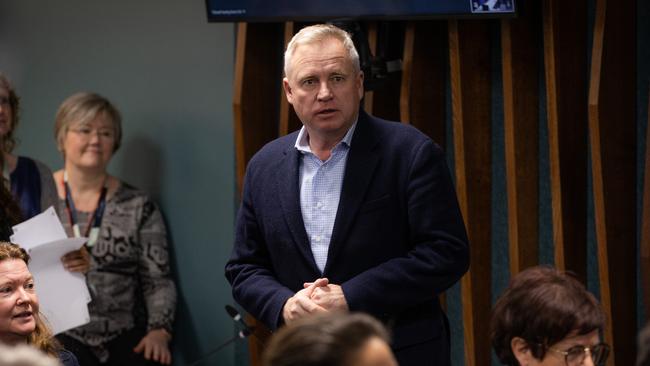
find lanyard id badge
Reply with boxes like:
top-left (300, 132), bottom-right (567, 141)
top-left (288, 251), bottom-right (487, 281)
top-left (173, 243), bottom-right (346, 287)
top-left (64, 171), bottom-right (108, 247)
top-left (88, 226), bottom-right (101, 247)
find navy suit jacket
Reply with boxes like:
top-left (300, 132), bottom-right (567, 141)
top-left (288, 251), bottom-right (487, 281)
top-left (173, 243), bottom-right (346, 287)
top-left (226, 111), bottom-right (469, 362)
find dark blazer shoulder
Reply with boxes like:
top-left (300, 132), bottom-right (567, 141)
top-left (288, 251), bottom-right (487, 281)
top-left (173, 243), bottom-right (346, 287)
top-left (248, 130), bottom-right (299, 167)
top-left (356, 110), bottom-right (442, 155)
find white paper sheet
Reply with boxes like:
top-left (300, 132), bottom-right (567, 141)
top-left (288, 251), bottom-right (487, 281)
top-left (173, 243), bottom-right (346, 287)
top-left (10, 208), bottom-right (92, 334)
top-left (10, 206), bottom-right (67, 250)
top-left (28, 237), bottom-right (91, 334)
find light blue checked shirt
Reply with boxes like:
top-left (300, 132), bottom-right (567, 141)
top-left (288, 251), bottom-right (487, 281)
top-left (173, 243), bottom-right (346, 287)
top-left (295, 122), bottom-right (357, 273)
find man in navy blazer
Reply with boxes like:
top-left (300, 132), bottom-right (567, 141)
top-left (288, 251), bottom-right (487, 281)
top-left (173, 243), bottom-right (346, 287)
top-left (225, 24), bottom-right (469, 366)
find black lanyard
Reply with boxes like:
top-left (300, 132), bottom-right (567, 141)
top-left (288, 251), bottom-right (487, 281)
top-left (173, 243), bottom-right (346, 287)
top-left (63, 172), bottom-right (107, 243)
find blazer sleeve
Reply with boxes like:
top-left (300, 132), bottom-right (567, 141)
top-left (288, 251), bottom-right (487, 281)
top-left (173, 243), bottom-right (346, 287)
top-left (341, 139), bottom-right (469, 317)
top-left (225, 163), bottom-right (294, 330)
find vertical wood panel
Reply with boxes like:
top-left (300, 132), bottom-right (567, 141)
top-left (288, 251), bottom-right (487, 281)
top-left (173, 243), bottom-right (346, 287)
top-left (642, 88), bottom-right (650, 321)
top-left (363, 22), bottom-right (378, 112)
top-left (449, 19), bottom-right (492, 366)
top-left (279, 22), bottom-right (303, 136)
top-left (542, 0), bottom-right (588, 282)
top-left (233, 22), bottom-right (248, 195)
top-left (400, 21), bottom-right (447, 147)
top-left (233, 22), bottom-right (284, 193)
top-left (588, 0), bottom-right (637, 364)
top-left (501, 3), bottom-right (541, 274)
top-left (369, 22), bottom-right (405, 121)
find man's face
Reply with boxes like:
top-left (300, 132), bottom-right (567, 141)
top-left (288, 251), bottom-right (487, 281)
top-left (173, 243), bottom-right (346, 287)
top-left (283, 37), bottom-right (364, 142)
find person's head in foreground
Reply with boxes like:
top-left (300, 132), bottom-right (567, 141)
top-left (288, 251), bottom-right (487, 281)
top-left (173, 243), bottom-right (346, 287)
top-left (0, 343), bottom-right (60, 366)
top-left (490, 266), bottom-right (609, 366)
top-left (263, 312), bottom-right (398, 366)
top-left (0, 242), bottom-right (59, 357)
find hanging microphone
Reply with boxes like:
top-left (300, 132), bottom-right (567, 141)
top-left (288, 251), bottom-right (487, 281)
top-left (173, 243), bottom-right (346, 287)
top-left (187, 305), bottom-right (255, 366)
top-left (226, 304), bottom-right (256, 333)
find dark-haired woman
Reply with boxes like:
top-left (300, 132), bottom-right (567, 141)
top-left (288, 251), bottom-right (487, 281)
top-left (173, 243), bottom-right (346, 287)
top-left (0, 183), bottom-right (22, 241)
top-left (0, 74), bottom-right (57, 219)
top-left (491, 266), bottom-right (610, 366)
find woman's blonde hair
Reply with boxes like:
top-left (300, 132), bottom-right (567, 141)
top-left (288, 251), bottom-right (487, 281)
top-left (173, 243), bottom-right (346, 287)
top-left (0, 242), bottom-right (61, 357)
top-left (54, 92), bottom-right (122, 154)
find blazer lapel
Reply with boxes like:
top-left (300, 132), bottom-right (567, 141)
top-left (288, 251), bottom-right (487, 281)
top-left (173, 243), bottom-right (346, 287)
top-left (324, 112), bottom-right (381, 274)
top-left (276, 146), bottom-right (320, 271)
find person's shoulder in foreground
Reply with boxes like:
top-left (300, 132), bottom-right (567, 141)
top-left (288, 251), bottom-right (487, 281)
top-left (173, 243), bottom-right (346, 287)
top-left (58, 349), bottom-right (80, 366)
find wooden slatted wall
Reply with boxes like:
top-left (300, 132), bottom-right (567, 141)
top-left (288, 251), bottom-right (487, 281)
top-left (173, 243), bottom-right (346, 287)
top-left (232, 2), bottom-right (641, 363)
top-left (501, 2), bottom-right (540, 275)
top-left (588, 0), bottom-right (637, 364)
top-left (449, 19), bottom-right (492, 366)
top-left (542, 0), bottom-right (589, 282)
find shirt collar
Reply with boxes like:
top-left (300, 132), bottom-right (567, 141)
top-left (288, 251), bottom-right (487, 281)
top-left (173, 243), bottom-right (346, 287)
top-left (294, 119), bottom-right (358, 154)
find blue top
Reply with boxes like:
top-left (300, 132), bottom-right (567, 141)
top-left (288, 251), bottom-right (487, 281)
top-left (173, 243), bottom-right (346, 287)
top-left (10, 156), bottom-right (42, 219)
top-left (59, 349), bottom-right (80, 366)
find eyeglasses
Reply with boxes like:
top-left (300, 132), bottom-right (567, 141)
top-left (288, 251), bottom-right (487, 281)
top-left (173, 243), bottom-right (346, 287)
top-left (547, 343), bottom-right (610, 366)
top-left (69, 127), bottom-right (115, 140)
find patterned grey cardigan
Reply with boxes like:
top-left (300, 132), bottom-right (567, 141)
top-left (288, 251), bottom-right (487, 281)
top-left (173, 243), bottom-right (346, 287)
top-left (57, 183), bottom-right (176, 362)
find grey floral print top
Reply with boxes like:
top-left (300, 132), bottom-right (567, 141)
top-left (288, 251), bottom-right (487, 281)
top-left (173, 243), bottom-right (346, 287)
top-left (58, 183), bottom-right (176, 362)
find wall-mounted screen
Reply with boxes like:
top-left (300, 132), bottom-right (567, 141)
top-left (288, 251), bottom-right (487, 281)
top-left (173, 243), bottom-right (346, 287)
top-left (206, 0), bottom-right (516, 22)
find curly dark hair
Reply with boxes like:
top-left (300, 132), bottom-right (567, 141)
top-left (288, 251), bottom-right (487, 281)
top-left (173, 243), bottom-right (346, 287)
top-left (0, 73), bottom-right (21, 153)
top-left (490, 266), bottom-right (605, 365)
top-left (0, 185), bottom-right (22, 240)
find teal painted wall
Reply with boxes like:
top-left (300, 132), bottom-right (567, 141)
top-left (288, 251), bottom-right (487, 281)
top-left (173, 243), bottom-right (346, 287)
top-left (0, 1), bottom-right (237, 365)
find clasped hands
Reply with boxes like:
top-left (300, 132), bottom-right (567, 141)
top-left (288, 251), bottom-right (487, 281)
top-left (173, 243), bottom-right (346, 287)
top-left (282, 278), bottom-right (349, 324)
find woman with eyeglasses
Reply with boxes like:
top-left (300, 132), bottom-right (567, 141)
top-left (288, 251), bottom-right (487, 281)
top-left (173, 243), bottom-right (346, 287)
top-left (51, 92), bottom-right (176, 366)
top-left (490, 266), bottom-right (610, 366)
top-left (0, 74), bottom-right (58, 220)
